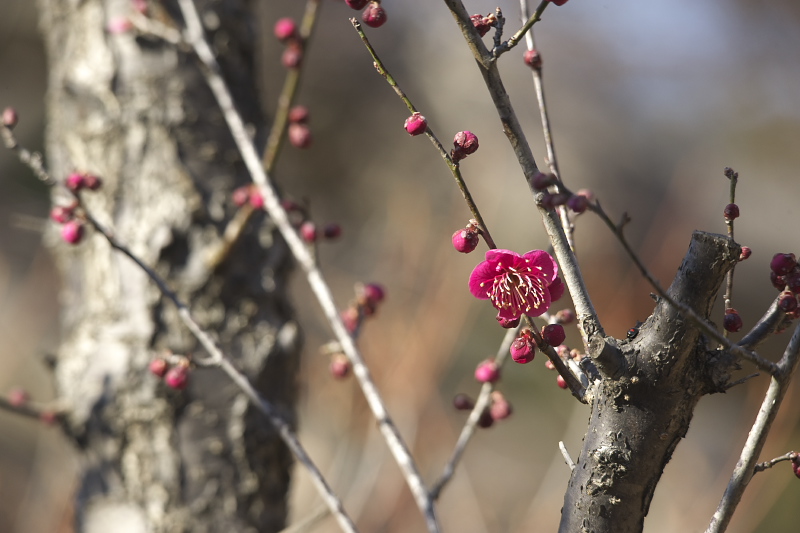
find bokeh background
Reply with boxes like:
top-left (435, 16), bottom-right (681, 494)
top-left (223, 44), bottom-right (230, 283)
top-left (2, 0), bottom-right (800, 531)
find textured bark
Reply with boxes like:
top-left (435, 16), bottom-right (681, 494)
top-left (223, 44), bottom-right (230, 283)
top-left (559, 231), bottom-right (741, 533)
top-left (38, 1), bottom-right (299, 531)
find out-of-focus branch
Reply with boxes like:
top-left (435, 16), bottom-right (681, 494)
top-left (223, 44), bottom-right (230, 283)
top-left (706, 320), bottom-right (800, 533)
top-left (262, 0), bottom-right (321, 171)
top-left (430, 325), bottom-right (520, 499)
top-left (176, 1), bottom-right (440, 530)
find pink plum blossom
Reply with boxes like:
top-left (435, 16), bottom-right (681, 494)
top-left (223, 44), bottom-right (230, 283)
top-left (469, 249), bottom-right (559, 321)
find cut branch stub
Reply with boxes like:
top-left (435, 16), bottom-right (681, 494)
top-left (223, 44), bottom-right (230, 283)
top-left (560, 231), bottom-right (740, 533)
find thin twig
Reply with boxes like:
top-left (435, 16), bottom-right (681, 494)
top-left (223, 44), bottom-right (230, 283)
top-left (176, 2), bottom-right (440, 530)
top-left (1, 127), bottom-right (55, 186)
top-left (705, 321), bottom-right (800, 533)
top-left (520, 0), bottom-right (575, 253)
top-left (0, 395), bottom-right (58, 422)
top-left (351, 19), bottom-right (495, 250)
top-left (753, 451), bottom-right (797, 474)
top-left (2, 123), bottom-right (359, 533)
top-left (559, 441), bottom-right (575, 471)
top-left (722, 167), bottom-right (738, 338)
top-left (493, 1), bottom-right (549, 57)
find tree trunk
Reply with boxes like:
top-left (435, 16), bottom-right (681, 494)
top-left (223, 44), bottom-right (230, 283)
top-left (38, 1), bottom-right (299, 531)
top-left (559, 231), bottom-right (741, 533)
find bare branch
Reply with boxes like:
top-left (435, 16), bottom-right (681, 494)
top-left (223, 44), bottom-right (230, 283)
top-left (753, 451), bottom-right (797, 474)
top-left (350, 18), bottom-right (496, 249)
top-left (176, 1), bottom-right (440, 529)
top-left (706, 320), bottom-right (800, 533)
top-left (737, 297), bottom-right (786, 351)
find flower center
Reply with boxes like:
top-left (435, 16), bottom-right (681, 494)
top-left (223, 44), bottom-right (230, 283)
top-left (489, 265), bottom-right (545, 315)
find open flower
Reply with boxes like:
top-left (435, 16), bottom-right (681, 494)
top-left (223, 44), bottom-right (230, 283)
top-left (469, 249), bottom-right (559, 320)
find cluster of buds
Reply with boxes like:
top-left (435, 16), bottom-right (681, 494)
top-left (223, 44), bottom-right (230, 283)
top-left (544, 344), bottom-right (583, 390)
top-left (232, 184), bottom-right (265, 209)
top-left (328, 283), bottom-right (385, 379)
top-left (470, 13), bottom-right (498, 37)
top-left (283, 198), bottom-right (342, 244)
top-left (451, 219), bottom-right (481, 254)
top-left (51, 202), bottom-right (84, 245)
top-left (769, 253), bottom-right (800, 321)
top-left (452, 389), bottom-right (512, 428)
top-left (531, 171), bottom-right (593, 214)
top-left (340, 282), bottom-right (386, 337)
top-left (451, 131), bottom-right (479, 162)
top-left (288, 105), bottom-right (312, 149)
top-left (300, 220), bottom-right (342, 243)
top-left (51, 171), bottom-right (103, 245)
top-left (149, 353), bottom-right (191, 390)
top-left (274, 17), bottom-right (304, 69)
top-left (509, 323), bottom-right (566, 365)
top-left (346, 0), bottom-right (387, 28)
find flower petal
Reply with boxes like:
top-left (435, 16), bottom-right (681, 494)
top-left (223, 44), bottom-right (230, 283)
top-left (548, 276), bottom-right (565, 302)
top-left (521, 249), bottom-right (558, 283)
top-left (468, 260), bottom-right (496, 299)
top-left (484, 249), bottom-right (522, 267)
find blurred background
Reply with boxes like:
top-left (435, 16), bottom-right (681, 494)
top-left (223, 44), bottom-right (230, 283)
top-left (2, 0), bottom-right (800, 531)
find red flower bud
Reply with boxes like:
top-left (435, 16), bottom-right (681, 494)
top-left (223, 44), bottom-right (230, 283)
top-left (403, 112), bottom-right (427, 136)
top-left (362, 2), bottom-right (387, 28)
top-left (274, 18), bottom-right (298, 42)
top-left (523, 49), bottom-right (542, 69)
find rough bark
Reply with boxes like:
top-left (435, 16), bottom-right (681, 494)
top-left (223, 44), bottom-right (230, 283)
top-left (559, 231), bottom-right (741, 533)
top-left (38, 1), bottom-right (299, 531)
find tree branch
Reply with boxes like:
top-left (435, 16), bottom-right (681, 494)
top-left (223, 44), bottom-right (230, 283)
top-left (706, 320), bottom-right (800, 533)
top-left (176, 1), bottom-right (440, 529)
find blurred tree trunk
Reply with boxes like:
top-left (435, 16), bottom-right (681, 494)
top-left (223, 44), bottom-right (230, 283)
top-left (38, 1), bottom-right (299, 531)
